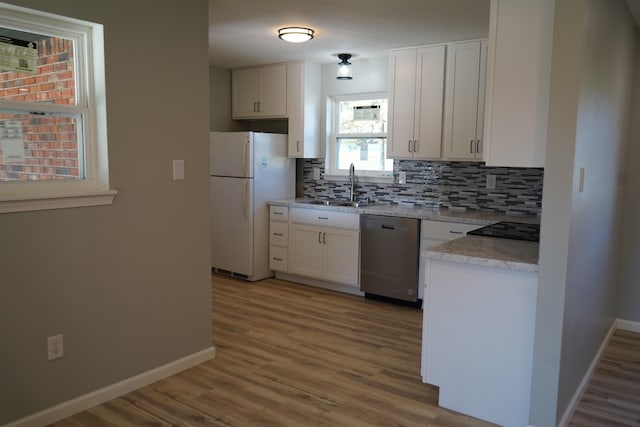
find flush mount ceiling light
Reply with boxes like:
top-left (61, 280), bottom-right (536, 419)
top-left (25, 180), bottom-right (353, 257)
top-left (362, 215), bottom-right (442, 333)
top-left (337, 53), bottom-right (353, 80)
top-left (278, 27), bottom-right (314, 43)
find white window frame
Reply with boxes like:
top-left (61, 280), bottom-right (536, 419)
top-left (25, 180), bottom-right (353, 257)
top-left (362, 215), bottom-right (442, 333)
top-left (324, 92), bottom-right (393, 183)
top-left (0, 2), bottom-right (115, 213)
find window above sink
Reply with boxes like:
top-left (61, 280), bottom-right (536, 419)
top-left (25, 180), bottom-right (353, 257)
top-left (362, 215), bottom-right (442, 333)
top-left (323, 93), bottom-right (394, 183)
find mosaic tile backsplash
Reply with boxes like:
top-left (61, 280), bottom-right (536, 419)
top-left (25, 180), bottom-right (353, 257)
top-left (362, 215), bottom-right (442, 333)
top-left (302, 159), bottom-right (544, 215)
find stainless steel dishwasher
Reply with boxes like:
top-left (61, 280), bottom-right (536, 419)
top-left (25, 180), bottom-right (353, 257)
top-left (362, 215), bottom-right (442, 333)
top-left (360, 214), bottom-right (420, 302)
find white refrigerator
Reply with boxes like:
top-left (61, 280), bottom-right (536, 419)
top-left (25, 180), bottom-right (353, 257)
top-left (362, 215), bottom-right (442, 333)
top-left (209, 131), bottom-right (294, 281)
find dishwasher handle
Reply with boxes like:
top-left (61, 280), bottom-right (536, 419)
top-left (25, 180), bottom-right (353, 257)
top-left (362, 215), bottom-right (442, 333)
top-left (381, 224), bottom-right (396, 230)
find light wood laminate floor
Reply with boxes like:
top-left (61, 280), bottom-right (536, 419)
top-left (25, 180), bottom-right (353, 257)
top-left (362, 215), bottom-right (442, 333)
top-left (52, 274), bottom-right (495, 426)
top-left (569, 329), bottom-right (640, 426)
top-left (50, 274), bottom-right (640, 426)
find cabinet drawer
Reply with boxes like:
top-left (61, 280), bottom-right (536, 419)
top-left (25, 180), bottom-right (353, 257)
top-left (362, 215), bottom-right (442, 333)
top-left (270, 205), bottom-right (289, 221)
top-left (270, 221), bottom-right (288, 246)
top-left (290, 207), bottom-right (359, 230)
top-left (421, 220), bottom-right (483, 241)
top-left (269, 246), bottom-right (288, 271)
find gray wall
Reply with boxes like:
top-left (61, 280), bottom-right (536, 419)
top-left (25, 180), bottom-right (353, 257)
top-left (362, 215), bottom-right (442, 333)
top-left (530, 0), bottom-right (636, 424)
top-left (0, 1), bottom-right (213, 424)
top-left (210, 66), bottom-right (246, 132)
top-left (618, 31), bottom-right (640, 323)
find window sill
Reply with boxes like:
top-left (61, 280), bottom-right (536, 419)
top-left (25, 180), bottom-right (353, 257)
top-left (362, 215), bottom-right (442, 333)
top-left (0, 189), bottom-right (118, 214)
top-left (322, 173), bottom-right (394, 184)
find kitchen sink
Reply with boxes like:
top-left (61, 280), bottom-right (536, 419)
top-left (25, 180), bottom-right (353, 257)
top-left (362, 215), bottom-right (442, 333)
top-left (300, 199), bottom-right (372, 208)
top-left (332, 200), bottom-right (368, 207)
top-left (301, 199), bottom-right (331, 205)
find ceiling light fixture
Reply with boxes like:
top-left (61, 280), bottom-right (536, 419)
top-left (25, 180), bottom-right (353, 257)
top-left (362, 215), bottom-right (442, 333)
top-left (278, 27), bottom-right (314, 43)
top-left (336, 53), bottom-right (353, 80)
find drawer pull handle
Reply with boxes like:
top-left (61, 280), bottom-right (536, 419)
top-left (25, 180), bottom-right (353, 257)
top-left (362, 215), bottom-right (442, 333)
top-left (449, 230), bottom-right (463, 234)
top-left (273, 212), bottom-right (284, 215)
top-left (272, 257), bottom-right (283, 261)
top-left (273, 233), bottom-right (284, 236)
top-left (381, 225), bottom-right (395, 230)
top-left (318, 216), bottom-right (329, 220)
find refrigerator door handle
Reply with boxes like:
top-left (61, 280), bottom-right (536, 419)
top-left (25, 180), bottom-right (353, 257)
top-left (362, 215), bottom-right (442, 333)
top-left (242, 179), bottom-right (249, 219)
top-left (242, 137), bottom-right (249, 177)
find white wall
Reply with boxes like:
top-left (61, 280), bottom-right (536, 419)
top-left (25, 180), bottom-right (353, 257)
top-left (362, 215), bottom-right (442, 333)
top-left (321, 56), bottom-right (389, 97)
top-left (530, 0), bottom-right (636, 424)
top-left (617, 30), bottom-right (640, 323)
top-left (0, 1), bottom-right (212, 424)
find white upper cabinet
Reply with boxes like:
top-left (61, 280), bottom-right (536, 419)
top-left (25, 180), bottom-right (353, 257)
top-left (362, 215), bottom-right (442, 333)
top-left (287, 62), bottom-right (321, 158)
top-left (482, 0), bottom-right (554, 167)
top-left (387, 45), bottom-right (446, 159)
top-left (442, 40), bottom-right (488, 161)
top-left (232, 64), bottom-right (287, 119)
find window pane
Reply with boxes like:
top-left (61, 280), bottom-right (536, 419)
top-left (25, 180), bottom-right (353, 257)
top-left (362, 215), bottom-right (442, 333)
top-left (338, 98), bottom-right (387, 134)
top-left (0, 31), bottom-right (77, 106)
top-left (0, 112), bottom-right (83, 181)
top-left (336, 137), bottom-right (393, 172)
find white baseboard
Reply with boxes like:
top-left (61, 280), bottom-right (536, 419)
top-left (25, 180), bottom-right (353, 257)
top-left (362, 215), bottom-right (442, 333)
top-left (556, 320), bottom-right (616, 427)
top-left (616, 318), bottom-right (640, 333)
top-left (6, 346), bottom-right (215, 427)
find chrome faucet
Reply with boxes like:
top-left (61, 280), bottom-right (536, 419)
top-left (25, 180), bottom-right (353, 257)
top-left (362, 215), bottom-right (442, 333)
top-left (348, 163), bottom-right (356, 202)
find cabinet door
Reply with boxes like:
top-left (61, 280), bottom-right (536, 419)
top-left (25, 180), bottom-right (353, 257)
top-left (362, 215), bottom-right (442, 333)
top-left (482, 0), bottom-right (553, 167)
top-left (443, 41), bottom-right (482, 160)
top-left (232, 68), bottom-right (260, 118)
top-left (324, 228), bottom-right (359, 286)
top-left (287, 62), bottom-right (304, 156)
top-left (387, 49), bottom-right (418, 159)
top-left (289, 224), bottom-right (324, 279)
top-left (258, 64), bottom-right (287, 117)
top-left (414, 45), bottom-right (446, 158)
top-left (287, 62), bottom-right (321, 158)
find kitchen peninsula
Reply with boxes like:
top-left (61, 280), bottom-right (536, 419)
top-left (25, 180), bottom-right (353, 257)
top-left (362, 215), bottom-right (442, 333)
top-left (423, 233), bottom-right (539, 427)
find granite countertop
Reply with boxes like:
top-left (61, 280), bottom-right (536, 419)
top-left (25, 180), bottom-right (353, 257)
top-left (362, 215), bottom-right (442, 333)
top-left (270, 198), bottom-right (540, 272)
top-left (426, 236), bottom-right (539, 272)
top-left (270, 198), bottom-right (540, 226)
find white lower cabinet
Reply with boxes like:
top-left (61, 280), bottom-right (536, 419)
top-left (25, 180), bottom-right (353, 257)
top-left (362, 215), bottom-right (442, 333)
top-left (269, 206), bottom-right (289, 272)
top-left (422, 258), bottom-right (537, 427)
top-left (287, 208), bottom-right (360, 287)
top-left (419, 220), bottom-right (483, 299)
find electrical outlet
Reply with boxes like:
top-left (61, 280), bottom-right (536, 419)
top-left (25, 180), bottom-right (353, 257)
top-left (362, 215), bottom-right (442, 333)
top-left (486, 174), bottom-right (496, 190)
top-left (313, 167), bottom-right (320, 180)
top-left (398, 171), bottom-right (407, 184)
top-left (47, 334), bottom-right (64, 360)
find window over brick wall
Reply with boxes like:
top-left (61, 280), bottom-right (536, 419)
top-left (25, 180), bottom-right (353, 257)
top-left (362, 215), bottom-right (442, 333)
top-left (0, 36), bottom-right (81, 181)
top-left (0, 3), bottom-right (115, 213)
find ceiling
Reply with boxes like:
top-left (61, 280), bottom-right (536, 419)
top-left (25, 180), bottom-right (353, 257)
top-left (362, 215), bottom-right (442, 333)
top-left (209, 0), bottom-right (491, 69)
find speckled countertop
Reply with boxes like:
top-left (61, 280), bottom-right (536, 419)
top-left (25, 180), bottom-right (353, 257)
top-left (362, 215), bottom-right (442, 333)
top-left (270, 199), bottom-right (540, 272)
top-left (270, 198), bottom-right (540, 226)
top-left (426, 236), bottom-right (539, 272)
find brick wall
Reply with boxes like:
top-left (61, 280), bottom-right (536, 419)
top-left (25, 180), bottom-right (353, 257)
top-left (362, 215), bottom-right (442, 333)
top-left (0, 37), bottom-right (80, 181)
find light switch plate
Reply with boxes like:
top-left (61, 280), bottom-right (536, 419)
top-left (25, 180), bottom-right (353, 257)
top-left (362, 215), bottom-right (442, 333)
top-left (313, 167), bottom-right (320, 180)
top-left (173, 159), bottom-right (184, 180)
